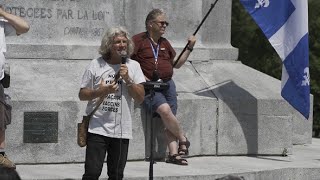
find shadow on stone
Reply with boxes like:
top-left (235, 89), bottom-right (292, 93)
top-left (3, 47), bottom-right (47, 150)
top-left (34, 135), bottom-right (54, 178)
top-left (196, 80), bottom-right (258, 155)
top-left (217, 81), bottom-right (258, 154)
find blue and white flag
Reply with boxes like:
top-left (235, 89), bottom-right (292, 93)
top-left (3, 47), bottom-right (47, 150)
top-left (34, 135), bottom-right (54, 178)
top-left (239, 0), bottom-right (310, 119)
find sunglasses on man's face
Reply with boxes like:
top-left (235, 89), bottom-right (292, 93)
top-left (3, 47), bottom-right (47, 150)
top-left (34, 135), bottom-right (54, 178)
top-left (154, 21), bottom-right (169, 27)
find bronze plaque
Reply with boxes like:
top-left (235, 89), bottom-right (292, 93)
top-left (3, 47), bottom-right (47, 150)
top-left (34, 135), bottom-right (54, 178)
top-left (24, 112), bottom-right (58, 143)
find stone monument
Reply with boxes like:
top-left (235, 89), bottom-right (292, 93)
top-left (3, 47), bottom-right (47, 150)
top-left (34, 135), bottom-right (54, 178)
top-left (2, 0), bottom-right (312, 164)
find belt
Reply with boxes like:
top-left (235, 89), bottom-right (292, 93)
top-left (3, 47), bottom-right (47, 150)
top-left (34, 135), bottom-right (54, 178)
top-left (161, 78), bottom-right (172, 83)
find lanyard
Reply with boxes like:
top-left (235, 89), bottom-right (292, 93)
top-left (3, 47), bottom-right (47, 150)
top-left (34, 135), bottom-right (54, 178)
top-left (149, 41), bottom-right (160, 70)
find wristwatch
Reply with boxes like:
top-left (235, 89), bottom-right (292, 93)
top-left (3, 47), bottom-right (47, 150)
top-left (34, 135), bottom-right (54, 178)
top-left (186, 45), bottom-right (193, 52)
top-left (126, 78), bottom-right (135, 86)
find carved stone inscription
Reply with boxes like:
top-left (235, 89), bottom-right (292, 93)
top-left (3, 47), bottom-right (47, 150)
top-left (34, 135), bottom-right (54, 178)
top-left (2, 0), bottom-right (121, 44)
top-left (24, 112), bottom-right (58, 143)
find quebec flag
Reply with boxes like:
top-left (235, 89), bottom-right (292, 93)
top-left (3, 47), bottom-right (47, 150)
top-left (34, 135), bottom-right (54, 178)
top-left (239, 0), bottom-right (310, 119)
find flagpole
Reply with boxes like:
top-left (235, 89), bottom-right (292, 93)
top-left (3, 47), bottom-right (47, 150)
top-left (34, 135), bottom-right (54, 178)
top-left (173, 0), bottom-right (219, 67)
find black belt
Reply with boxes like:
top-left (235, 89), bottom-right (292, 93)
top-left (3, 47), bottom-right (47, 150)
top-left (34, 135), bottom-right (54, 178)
top-left (144, 81), bottom-right (170, 95)
top-left (161, 78), bottom-right (172, 83)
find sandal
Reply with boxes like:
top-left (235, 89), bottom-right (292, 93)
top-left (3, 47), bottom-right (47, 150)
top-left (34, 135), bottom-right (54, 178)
top-left (165, 154), bottom-right (188, 166)
top-left (178, 137), bottom-right (190, 156)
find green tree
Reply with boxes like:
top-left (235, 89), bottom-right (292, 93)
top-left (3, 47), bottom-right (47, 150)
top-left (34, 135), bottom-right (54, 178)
top-left (308, 0), bottom-right (320, 134)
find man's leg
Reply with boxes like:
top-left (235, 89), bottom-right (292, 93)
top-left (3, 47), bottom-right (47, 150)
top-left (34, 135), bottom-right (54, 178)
top-left (156, 104), bottom-right (187, 143)
top-left (0, 130), bottom-right (5, 150)
top-left (82, 133), bottom-right (108, 180)
top-left (148, 80), bottom-right (188, 159)
top-left (0, 130), bottom-right (15, 169)
top-left (165, 130), bottom-right (188, 165)
top-left (0, 86), bottom-right (6, 152)
top-left (0, 90), bottom-right (15, 169)
top-left (155, 80), bottom-right (189, 155)
top-left (107, 138), bottom-right (129, 180)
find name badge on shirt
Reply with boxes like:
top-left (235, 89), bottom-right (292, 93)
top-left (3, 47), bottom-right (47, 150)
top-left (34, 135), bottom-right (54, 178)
top-left (160, 48), bottom-right (166, 51)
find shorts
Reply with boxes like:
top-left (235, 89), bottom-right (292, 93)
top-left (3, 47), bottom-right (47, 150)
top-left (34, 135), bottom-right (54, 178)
top-left (144, 79), bottom-right (177, 115)
top-left (0, 84), bottom-right (11, 130)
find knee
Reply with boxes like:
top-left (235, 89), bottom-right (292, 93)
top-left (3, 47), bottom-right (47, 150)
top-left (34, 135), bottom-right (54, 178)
top-left (157, 104), bottom-right (173, 118)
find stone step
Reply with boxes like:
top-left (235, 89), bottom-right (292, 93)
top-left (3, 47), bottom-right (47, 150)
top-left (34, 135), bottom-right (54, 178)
top-left (15, 138), bottom-right (320, 180)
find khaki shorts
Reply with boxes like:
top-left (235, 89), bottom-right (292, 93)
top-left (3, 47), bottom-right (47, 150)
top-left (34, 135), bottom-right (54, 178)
top-left (0, 84), bottom-right (11, 130)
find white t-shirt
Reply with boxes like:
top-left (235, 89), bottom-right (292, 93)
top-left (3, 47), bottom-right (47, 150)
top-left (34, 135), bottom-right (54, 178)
top-left (0, 19), bottom-right (16, 80)
top-left (80, 57), bottom-right (145, 139)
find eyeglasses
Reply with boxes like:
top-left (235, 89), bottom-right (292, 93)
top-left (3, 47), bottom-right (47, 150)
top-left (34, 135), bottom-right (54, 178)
top-left (113, 39), bottom-right (128, 45)
top-left (153, 21), bottom-right (169, 27)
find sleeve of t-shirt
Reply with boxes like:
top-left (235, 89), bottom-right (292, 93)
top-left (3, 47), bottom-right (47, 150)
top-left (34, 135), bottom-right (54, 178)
top-left (3, 20), bottom-right (17, 36)
top-left (80, 64), bottom-right (94, 89)
top-left (130, 60), bottom-right (146, 84)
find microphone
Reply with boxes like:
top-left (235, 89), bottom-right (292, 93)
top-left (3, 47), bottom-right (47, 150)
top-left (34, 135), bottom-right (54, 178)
top-left (120, 50), bottom-right (127, 64)
top-left (114, 51), bottom-right (127, 82)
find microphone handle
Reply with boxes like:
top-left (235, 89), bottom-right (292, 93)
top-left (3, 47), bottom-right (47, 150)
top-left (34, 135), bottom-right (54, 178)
top-left (121, 56), bottom-right (127, 64)
top-left (114, 57), bottom-right (126, 82)
top-left (114, 72), bottom-right (120, 82)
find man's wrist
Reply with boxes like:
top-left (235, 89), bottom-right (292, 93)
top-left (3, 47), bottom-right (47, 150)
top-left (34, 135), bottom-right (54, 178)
top-left (125, 78), bottom-right (135, 86)
top-left (94, 88), bottom-right (105, 98)
top-left (186, 45), bottom-right (193, 52)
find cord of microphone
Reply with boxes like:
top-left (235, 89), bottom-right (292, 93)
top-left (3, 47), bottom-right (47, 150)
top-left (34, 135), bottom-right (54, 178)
top-left (117, 50), bottom-right (127, 180)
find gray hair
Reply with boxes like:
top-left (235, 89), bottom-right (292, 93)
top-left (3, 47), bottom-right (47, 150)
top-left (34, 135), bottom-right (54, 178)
top-left (145, 8), bottom-right (165, 29)
top-left (99, 26), bottom-right (134, 57)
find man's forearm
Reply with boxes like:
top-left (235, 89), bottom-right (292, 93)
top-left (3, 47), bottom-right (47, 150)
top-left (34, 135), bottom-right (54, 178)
top-left (174, 50), bottom-right (192, 69)
top-left (79, 88), bottom-right (106, 101)
top-left (127, 84), bottom-right (145, 104)
top-left (0, 9), bottom-right (29, 34)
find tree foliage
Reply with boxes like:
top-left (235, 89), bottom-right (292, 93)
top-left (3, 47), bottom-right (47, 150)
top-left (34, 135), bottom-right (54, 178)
top-left (231, 0), bottom-right (320, 130)
top-left (308, 0), bottom-right (320, 130)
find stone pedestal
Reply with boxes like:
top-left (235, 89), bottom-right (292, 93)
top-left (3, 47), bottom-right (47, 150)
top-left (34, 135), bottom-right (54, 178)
top-left (2, 0), bottom-right (312, 164)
